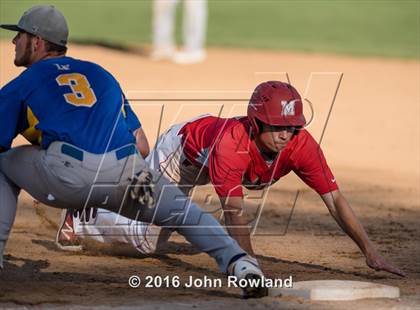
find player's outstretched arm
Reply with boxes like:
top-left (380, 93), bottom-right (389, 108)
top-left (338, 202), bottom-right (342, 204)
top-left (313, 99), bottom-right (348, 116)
top-left (220, 196), bottom-right (256, 257)
top-left (321, 190), bottom-right (405, 277)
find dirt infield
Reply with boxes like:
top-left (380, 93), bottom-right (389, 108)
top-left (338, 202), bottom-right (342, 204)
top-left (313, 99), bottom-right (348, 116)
top-left (0, 42), bottom-right (419, 309)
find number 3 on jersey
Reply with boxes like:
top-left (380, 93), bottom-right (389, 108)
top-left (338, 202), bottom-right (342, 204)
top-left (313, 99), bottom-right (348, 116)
top-left (56, 73), bottom-right (97, 107)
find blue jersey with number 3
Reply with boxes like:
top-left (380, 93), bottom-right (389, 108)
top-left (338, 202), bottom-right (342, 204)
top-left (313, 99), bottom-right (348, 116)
top-left (0, 56), bottom-right (141, 153)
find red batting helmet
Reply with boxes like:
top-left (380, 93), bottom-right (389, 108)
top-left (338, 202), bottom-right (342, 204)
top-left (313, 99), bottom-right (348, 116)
top-left (247, 81), bottom-right (306, 134)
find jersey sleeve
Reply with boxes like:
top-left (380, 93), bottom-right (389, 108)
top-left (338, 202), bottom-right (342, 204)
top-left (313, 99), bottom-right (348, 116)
top-left (122, 94), bottom-right (141, 133)
top-left (293, 132), bottom-right (339, 195)
top-left (208, 127), bottom-right (250, 198)
top-left (0, 76), bottom-right (26, 149)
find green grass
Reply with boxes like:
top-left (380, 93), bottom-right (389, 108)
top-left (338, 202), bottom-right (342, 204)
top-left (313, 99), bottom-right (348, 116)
top-left (0, 0), bottom-right (153, 43)
top-left (0, 0), bottom-right (418, 58)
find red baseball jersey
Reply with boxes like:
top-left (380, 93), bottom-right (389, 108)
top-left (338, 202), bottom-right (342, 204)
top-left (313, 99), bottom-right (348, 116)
top-left (179, 116), bottom-right (338, 198)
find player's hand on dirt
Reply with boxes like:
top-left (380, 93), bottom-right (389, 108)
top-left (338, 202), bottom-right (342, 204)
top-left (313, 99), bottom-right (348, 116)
top-left (366, 252), bottom-right (406, 277)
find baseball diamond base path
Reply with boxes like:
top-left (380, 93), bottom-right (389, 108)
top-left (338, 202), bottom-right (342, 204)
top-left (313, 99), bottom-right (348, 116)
top-left (0, 42), bottom-right (419, 309)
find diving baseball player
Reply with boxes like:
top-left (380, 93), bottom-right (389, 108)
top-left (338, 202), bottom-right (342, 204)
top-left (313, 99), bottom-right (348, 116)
top-left (0, 5), bottom-right (268, 299)
top-left (68, 81), bottom-right (405, 277)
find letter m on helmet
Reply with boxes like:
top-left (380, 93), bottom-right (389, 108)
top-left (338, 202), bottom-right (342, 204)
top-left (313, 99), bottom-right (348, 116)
top-left (280, 100), bottom-right (297, 116)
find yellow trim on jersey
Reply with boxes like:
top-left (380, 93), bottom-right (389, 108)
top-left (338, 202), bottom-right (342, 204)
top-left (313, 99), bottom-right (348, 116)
top-left (121, 95), bottom-right (127, 118)
top-left (21, 107), bottom-right (42, 145)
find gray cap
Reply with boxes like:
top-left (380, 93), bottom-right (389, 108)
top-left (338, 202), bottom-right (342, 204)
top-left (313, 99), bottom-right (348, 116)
top-left (0, 5), bottom-right (68, 46)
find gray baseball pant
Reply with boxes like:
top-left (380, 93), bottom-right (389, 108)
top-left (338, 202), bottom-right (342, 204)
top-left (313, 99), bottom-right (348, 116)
top-left (0, 142), bottom-right (244, 271)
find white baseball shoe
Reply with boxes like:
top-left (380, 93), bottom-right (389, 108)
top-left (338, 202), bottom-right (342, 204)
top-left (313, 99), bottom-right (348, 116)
top-left (228, 255), bottom-right (268, 299)
top-left (150, 47), bottom-right (175, 61)
top-left (172, 49), bottom-right (206, 64)
top-left (55, 209), bottom-right (83, 251)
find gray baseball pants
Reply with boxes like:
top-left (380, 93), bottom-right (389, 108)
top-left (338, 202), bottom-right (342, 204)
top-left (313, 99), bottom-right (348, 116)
top-left (0, 142), bottom-right (245, 271)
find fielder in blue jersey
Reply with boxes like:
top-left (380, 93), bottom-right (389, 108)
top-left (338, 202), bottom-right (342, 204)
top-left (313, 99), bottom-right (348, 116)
top-left (0, 56), bottom-right (142, 153)
top-left (0, 5), bottom-right (268, 298)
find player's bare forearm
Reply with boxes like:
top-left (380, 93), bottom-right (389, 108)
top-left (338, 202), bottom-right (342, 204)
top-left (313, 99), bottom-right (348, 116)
top-left (220, 197), bottom-right (255, 256)
top-left (225, 213), bottom-right (255, 256)
top-left (321, 190), bottom-right (405, 277)
top-left (133, 127), bottom-right (150, 158)
top-left (322, 191), bottom-right (373, 254)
